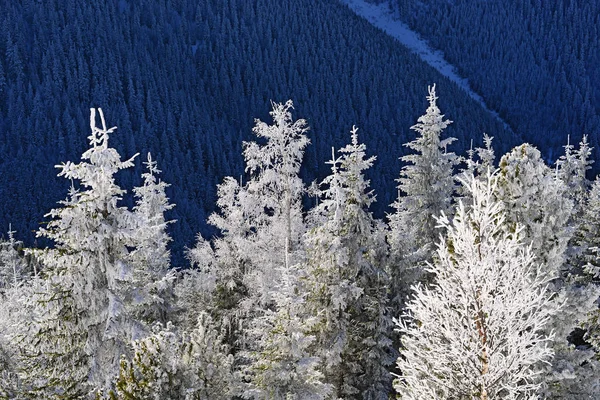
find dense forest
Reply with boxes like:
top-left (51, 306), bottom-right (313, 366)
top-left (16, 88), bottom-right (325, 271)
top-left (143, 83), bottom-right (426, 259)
top-left (2, 0), bottom-right (600, 398)
top-left (1, 89), bottom-right (599, 398)
top-left (390, 0), bottom-right (600, 160)
top-left (0, 0), bottom-right (517, 265)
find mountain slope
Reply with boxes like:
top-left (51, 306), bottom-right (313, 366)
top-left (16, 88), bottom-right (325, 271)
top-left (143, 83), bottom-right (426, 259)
top-left (389, 0), bottom-right (600, 162)
top-left (0, 0), bottom-right (517, 265)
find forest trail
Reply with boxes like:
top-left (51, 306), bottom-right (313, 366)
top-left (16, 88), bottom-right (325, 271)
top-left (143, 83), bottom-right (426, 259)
top-left (341, 0), bottom-right (515, 134)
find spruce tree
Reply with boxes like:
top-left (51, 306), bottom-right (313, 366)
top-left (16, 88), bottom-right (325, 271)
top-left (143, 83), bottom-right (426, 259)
top-left (105, 314), bottom-right (238, 400)
top-left (396, 171), bottom-right (558, 399)
top-left (388, 84), bottom-right (457, 310)
top-left (304, 126), bottom-right (393, 399)
top-left (496, 144), bottom-right (600, 398)
top-left (242, 99), bottom-right (310, 302)
top-left (129, 153), bottom-right (176, 327)
top-left (243, 262), bottom-right (332, 400)
top-left (20, 108), bottom-right (139, 396)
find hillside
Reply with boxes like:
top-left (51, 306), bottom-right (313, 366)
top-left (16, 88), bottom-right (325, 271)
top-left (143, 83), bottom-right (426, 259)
top-left (0, 0), bottom-right (517, 265)
top-left (390, 0), bottom-right (600, 161)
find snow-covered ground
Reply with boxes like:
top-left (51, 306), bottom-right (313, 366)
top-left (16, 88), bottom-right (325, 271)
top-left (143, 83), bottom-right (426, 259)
top-left (341, 0), bottom-right (514, 133)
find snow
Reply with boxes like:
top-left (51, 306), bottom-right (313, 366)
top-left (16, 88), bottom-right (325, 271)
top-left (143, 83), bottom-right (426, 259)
top-left (340, 0), bottom-right (515, 134)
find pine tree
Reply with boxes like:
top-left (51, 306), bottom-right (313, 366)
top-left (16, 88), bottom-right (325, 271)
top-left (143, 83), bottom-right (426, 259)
top-left (497, 143), bottom-right (600, 399)
top-left (388, 84), bottom-right (457, 310)
top-left (395, 171), bottom-right (558, 399)
top-left (129, 153), bottom-right (176, 327)
top-left (183, 176), bottom-right (254, 347)
top-left (304, 126), bottom-right (393, 399)
top-left (184, 100), bottom-right (310, 359)
top-left (105, 313), bottom-right (238, 400)
top-left (497, 144), bottom-right (572, 276)
top-left (243, 262), bottom-right (332, 400)
top-left (0, 226), bottom-right (26, 292)
top-left (242, 99), bottom-right (310, 302)
top-left (555, 135), bottom-right (593, 216)
top-left (20, 108), bottom-right (139, 395)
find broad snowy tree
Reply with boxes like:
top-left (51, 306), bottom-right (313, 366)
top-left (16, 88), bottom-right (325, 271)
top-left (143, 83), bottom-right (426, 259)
top-left (396, 171), bottom-right (558, 399)
top-left (304, 127), bottom-right (393, 399)
top-left (496, 144), bottom-right (600, 398)
top-left (242, 99), bottom-right (310, 302)
top-left (388, 84), bottom-right (457, 310)
top-left (497, 144), bottom-right (572, 276)
top-left (243, 262), bottom-right (332, 400)
top-left (19, 109), bottom-right (139, 396)
top-left (105, 313), bottom-right (238, 400)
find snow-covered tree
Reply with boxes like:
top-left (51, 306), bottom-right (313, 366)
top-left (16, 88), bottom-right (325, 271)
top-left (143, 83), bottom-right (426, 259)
top-left (396, 171), bottom-right (558, 399)
top-left (243, 262), bottom-right (332, 400)
top-left (389, 84), bottom-right (456, 251)
top-left (184, 100), bottom-right (310, 356)
top-left (19, 108), bottom-right (139, 395)
top-left (496, 144), bottom-right (600, 398)
top-left (388, 84), bottom-right (457, 309)
top-left (304, 126), bottom-right (393, 399)
top-left (576, 178), bottom-right (600, 277)
top-left (497, 144), bottom-right (572, 276)
top-left (555, 135), bottom-right (593, 215)
top-left (129, 153), bottom-right (176, 326)
top-left (456, 134), bottom-right (496, 203)
top-left (0, 227), bottom-right (26, 292)
top-left (243, 99), bottom-right (309, 257)
top-left (230, 99), bottom-right (311, 312)
top-left (105, 313), bottom-right (238, 400)
top-left (182, 176), bottom-right (254, 347)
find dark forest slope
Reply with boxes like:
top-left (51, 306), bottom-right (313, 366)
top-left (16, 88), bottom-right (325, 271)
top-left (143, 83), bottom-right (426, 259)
top-left (0, 0), bottom-right (517, 266)
top-left (391, 0), bottom-right (600, 161)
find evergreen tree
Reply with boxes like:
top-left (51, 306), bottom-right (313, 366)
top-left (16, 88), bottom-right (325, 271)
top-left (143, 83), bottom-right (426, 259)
top-left (388, 84), bottom-right (457, 310)
top-left (0, 226), bottom-right (26, 292)
top-left (395, 171), bottom-right (558, 399)
top-left (105, 313), bottom-right (238, 400)
top-left (242, 99), bottom-right (310, 302)
top-left (304, 126), bottom-right (393, 399)
top-left (243, 262), bottom-right (332, 400)
top-left (496, 143), bottom-right (600, 399)
top-left (183, 176), bottom-right (253, 342)
top-left (129, 153), bottom-right (176, 326)
top-left (20, 109), bottom-right (139, 395)
top-left (555, 135), bottom-right (593, 217)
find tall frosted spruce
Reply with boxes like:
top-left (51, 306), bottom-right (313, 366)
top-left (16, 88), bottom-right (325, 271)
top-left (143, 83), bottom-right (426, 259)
top-left (20, 109), bottom-right (139, 396)
top-left (304, 126), bottom-right (393, 399)
top-left (396, 171), bottom-right (558, 399)
top-left (388, 84), bottom-right (457, 310)
top-left (184, 100), bottom-right (310, 343)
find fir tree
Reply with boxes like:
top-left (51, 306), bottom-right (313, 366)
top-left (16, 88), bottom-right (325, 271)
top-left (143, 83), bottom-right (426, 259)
top-left (129, 153), bottom-right (176, 327)
top-left (20, 108), bottom-right (139, 395)
top-left (396, 171), bottom-right (558, 399)
top-left (388, 84), bottom-right (457, 310)
top-left (304, 126), bottom-right (393, 399)
top-left (242, 99), bottom-right (310, 302)
top-left (497, 143), bottom-right (600, 399)
top-left (0, 226), bottom-right (26, 292)
top-left (243, 262), bottom-right (332, 400)
top-left (105, 314), bottom-right (238, 400)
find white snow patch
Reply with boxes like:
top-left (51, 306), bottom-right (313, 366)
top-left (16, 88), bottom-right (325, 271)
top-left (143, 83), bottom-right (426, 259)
top-left (340, 0), bottom-right (514, 133)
